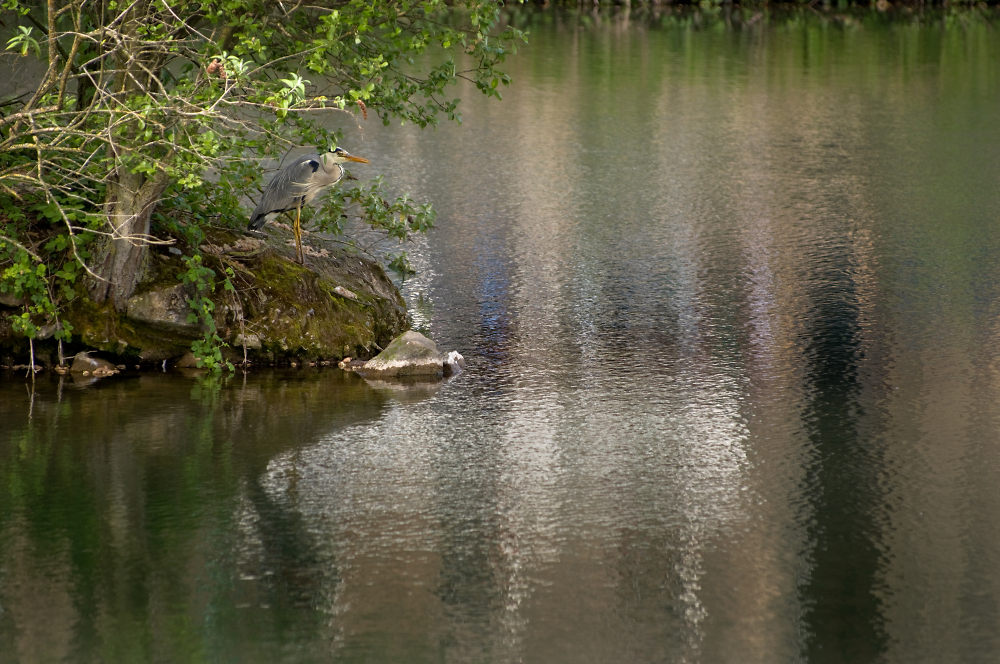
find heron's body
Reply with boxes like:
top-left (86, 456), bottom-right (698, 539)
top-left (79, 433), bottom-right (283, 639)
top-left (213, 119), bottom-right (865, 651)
top-left (249, 148), bottom-right (369, 263)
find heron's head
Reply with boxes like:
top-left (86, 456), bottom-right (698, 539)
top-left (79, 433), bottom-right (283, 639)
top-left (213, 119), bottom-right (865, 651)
top-left (323, 147), bottom-right (370, 167)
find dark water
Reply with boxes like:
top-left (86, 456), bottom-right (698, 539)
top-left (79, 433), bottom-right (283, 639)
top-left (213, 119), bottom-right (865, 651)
top-left (5, 10), bottom-right (1000, 663)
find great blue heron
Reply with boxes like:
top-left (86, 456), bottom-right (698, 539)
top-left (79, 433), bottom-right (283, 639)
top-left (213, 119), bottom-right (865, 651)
top-left (248, 147), bottom-right (370, 263)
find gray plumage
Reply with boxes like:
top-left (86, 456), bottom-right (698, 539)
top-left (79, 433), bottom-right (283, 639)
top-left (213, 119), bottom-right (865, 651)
top-left (247, 153), bottom-right (344, 231)
top-left (247, 147), bottom-right (369, 264)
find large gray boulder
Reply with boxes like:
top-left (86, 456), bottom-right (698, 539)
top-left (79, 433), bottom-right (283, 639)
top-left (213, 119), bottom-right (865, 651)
top-left (126, 284), bottom-right (200, 334)
top-left (356, 331), bottom-right (464, 378)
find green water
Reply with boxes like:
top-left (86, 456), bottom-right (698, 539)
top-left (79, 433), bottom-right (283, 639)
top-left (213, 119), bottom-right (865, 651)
top-left (5, 9), bottom-right (1000, 663)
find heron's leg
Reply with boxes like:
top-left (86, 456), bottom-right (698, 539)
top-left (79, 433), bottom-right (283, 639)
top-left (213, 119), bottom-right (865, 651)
top-left (294, 204), bottom-right (304, 264)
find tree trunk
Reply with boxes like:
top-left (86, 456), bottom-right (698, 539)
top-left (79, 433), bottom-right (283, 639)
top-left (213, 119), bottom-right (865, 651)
top-left (86, 0), bottom-right (172, 311)
top-left (87, 168), bottom-right (170, 310)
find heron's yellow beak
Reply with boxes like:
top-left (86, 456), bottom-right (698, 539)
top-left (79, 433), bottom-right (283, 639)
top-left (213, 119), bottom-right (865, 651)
top-left (345, 155), bottom-right (370, 164)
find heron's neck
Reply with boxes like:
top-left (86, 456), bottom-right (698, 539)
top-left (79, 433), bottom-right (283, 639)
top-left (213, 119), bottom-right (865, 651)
top-left (321, 157), bottom-right (343, 177)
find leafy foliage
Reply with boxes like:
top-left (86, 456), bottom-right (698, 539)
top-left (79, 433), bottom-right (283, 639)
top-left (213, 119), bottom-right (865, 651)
top-left (179, 255), bottom-right (235, 372)
top-left (0, 191), bottom-right (95, 342)
top-left (6, 25), bottom-right (40, 57)
top-left (0, 0), bottom-right (524, 356)
top-left (307, 174), bottom-right (436, 273)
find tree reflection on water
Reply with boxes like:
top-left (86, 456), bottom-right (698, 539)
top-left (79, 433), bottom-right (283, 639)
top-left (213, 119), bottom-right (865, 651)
top-left (0, 370), bottom-right (391, 663)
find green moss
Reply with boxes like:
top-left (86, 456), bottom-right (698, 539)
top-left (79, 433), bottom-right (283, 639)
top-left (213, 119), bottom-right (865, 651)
top-left (66, 295), bottom-right (193, 360)
top-left (0, 224), bottom-right (410, 366)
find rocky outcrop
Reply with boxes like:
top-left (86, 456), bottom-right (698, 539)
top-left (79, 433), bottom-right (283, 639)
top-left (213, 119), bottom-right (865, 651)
top-left (0, 223), bottom-right (410, 367)
top-left (126, 284), bottom-right (200, 334)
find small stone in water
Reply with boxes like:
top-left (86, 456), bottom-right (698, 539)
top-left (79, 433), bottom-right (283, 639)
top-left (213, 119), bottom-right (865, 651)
top-left (444, 350), bottom-right (465, 376)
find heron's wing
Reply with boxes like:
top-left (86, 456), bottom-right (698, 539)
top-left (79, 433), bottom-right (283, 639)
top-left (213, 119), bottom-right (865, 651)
top-left (248, 155), bottom-right (321, 230)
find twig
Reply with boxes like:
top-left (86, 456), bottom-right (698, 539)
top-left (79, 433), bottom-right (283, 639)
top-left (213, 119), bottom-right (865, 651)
top-left (0, 235), bottom-right (43, 261)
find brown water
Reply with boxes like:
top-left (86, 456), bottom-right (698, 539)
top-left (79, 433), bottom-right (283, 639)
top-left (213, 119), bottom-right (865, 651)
top-left (4, 9), bottom-right (1000, 663)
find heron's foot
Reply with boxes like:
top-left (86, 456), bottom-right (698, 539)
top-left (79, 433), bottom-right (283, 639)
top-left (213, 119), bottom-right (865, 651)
top-left (290, 254), bottom-right (313, 268)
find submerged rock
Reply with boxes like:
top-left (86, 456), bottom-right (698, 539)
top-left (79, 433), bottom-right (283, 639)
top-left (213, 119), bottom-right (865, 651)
top-left (361, 376), bottom-right (447, 404)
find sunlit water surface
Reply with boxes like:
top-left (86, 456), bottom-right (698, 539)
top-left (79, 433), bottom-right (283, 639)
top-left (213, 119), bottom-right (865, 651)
top-left (5, 10), bottom-right (1000, 663)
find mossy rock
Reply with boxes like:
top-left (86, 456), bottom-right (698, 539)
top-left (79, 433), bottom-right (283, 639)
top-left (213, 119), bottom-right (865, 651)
top-left (356, 330), bottom-right (445, 378)
top-left (0, 224), bottom-right (409, 366)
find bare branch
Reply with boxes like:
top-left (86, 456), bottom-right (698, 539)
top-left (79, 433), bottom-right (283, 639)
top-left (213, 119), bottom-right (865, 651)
top-left (0, 235), bottom-right (43, 262)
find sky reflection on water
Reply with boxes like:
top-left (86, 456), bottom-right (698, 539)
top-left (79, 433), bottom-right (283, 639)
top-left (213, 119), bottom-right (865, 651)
top-left (5, 9), bottom-right (1000, 663)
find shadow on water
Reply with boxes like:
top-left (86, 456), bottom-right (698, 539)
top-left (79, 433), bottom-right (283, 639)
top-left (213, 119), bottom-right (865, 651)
top-left (0, 369), bottom-right (397, 663)
top-left (798, 263), bottom-right (889, 662)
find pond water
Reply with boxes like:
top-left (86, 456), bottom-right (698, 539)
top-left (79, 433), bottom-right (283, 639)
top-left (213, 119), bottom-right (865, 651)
top-left (5, 9), bottom-right (1000, 663)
